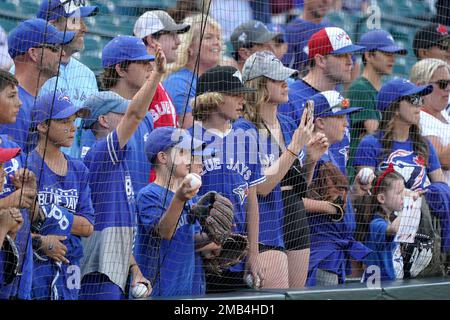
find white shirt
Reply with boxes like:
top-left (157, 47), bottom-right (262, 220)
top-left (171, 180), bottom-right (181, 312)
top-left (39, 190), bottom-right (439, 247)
top-left (420, 110), bottom-right (450, 185)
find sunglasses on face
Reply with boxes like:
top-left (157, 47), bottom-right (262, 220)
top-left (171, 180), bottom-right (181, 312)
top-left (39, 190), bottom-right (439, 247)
top-left (431, 79), bottom-right (450, 90)
top-left (402, 95), bottom-right (424, 106)
top-left (35, 44), bottom-right (61, 53)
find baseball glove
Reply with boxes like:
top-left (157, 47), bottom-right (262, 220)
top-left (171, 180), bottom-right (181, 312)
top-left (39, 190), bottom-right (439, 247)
top-left (191, 191), bottom-right (234, 245)
top-left (2, 234), bottom-right (20, 285)
top-left (402, 233), bottom-right (434, 278)
top-left (203, 233), bottom-right (249, 275)
top-left (307, 161), bottom-right (349, 221)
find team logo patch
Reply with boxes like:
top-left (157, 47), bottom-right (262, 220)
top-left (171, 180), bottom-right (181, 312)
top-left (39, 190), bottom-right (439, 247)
top-left (437, 24), bottom-right (448, 35)
top-left (232, 183), bottom-right (249, 205)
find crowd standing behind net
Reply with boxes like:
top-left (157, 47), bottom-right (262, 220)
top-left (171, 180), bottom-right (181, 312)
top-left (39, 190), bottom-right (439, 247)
top-left (0, 0), bottom-right (449, 300)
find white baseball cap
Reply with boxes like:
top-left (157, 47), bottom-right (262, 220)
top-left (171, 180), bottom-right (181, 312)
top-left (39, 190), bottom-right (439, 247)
top-left (134, 10), bottom-right (190, 39)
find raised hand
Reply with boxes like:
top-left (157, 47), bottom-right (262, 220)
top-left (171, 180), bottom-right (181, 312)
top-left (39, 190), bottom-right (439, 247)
top-left (153, 44), bottom-right (167, 74)
top-left (289, 103), bottom-right (314, 155)
top-left (306, 132), bottom-right (329, 163)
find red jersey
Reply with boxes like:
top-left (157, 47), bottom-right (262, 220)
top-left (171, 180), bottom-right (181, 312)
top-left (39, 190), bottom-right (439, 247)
top-left (148, 83), bottom-right (178, 128)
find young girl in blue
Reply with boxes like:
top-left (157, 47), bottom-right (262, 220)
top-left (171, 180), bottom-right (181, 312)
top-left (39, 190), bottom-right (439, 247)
top-left (357, 165), bottom-right (406, 281)
top-left (135, 127), bottom-right (214, 297)
top-left (354, 78), bottom-right (446, 191)
top-left (29, 92), bottom-right (94, 300)
top-left (236, 51), bottom-right (333, 288)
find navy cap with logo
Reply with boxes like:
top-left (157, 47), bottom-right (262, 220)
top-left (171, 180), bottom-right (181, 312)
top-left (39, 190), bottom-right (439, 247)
top-left (196, 66), bottom-right (256, 96)
top-left (413, 23), bottom-right (450, 58)
top-left (145, 127), bottom-right (214, 163)
top-left (312, 90), bottom-right (362, 119)
top-left (230, 20), bottom-right (280, 54)
top-left (37, 0), bottom-right (99, 21)
top-left (358, 29), bottom-right (407, 55)
top-left (376, 78), bottom-right (433, 113)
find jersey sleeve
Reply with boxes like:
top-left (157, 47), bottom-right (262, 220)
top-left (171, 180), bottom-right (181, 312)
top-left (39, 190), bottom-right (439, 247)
top-left (427, 139), bottom-right (442, 173)
top-left (353, 134), bottom-right (381, 168)
top-left (163, 73), bottom-right (193, 115)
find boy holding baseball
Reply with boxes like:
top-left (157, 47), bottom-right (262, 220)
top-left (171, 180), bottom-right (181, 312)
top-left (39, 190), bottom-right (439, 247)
top-left (135, 127), bottom-right (221, 297)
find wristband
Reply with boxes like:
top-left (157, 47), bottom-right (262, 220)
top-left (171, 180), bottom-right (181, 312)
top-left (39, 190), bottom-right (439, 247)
top-left (285, 147), bottom-right (297, 158)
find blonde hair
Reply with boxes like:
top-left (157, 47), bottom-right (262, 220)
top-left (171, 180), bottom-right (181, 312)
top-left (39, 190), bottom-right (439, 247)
top-left (166, 13), bottom-right (222, 76)
top-left (191, 92), bottom-right (224, 121)
top-left (242, 76), bottom-right (270, 128)
top-left (410, 58), bottom-right (450, 85)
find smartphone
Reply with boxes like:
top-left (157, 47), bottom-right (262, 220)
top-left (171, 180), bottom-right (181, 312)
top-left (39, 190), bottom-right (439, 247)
top-left (305, 100), bottom-right (314, 123)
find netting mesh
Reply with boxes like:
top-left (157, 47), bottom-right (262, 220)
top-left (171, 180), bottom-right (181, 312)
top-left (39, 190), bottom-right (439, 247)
top-left (0, 0), bottom-right (449, 300)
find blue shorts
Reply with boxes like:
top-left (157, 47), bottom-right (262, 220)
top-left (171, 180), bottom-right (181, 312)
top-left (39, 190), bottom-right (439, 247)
top-left (79, 272), bottom-right (126, 300)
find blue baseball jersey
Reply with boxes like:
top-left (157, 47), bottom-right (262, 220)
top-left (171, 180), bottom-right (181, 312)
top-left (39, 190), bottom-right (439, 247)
top-left (363, 215), bottom-right (399, 282)
top-left (354, 134), bottom-right (441, 190)
top-left (279, 79), bottom-right (351, 175)
top-left (80, 108), bottom-right (153, 195)
top-left (81, 130), bottom-right (136, 292)
top-left (0, 135), bottom-right (33, 299)
top-left (39, 57), bottom-right (99, 159)
top-left (163, 68), bottom-right (195, 116)
top-left (27, 150), bottom-right (94, 300)
top-left (190, 123), bottom-right (266, 271)
top-left (282, 18), bottom-right (332, 71)
top-left (0, 86), bottom-right (36, 153)
top-left (307, 152), bottom-right (371, 286)
top-left (135, 183), bottom-right (200, 297)
top-left (234, 115), bottom-right (306, 248)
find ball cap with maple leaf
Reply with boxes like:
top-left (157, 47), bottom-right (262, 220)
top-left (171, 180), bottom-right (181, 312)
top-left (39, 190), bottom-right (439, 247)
top-left (307, 27), bottom-right (365, 59)
top-left (413, 23), bottom-right (450, 58)
top-left (311, 90), bottom-right (362, 119)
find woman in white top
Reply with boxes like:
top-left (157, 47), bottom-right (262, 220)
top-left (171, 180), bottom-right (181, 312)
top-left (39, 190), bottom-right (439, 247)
top-left (410, 58), bottom-right (450, 185)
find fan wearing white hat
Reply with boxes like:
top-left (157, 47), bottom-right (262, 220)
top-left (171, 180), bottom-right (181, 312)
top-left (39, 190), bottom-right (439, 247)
top-left (134, 11), bottom-right (190, 129)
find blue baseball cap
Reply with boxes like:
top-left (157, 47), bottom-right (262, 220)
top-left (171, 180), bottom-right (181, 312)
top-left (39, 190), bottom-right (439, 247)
top-left (102, 36), bottom-right (155, 68)
top-left (82, 91), bottom-right (129, 128)
top-left (37, 0), bottom-right (99, 21)
top-left (376, 78), bottom-right (433, 113)
top-left (358, 29), bottom-right (407, 55)
top-left (8, 18), bottom-right (75, 58)
top-left (312, 90), bottom-right (362, 119)
top-left (32, 92), bottom-right (89, 127)
top-left (145, 127), bottom-right (214, 163)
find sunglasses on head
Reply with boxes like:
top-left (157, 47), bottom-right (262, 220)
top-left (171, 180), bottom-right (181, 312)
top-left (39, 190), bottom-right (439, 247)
top-left (431, 79), bottom-right (450, 90)
top-left (402, 95), bottom-right (424, 106)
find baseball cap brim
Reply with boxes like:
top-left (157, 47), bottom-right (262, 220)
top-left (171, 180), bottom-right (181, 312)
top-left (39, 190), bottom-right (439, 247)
top-left (333, 44), bottom-right (366, 55)
top-left (379, 45), bottom-right (408, 55)
top-left (75, 6), bottom-right (99, 18)
top-left (126, 54), bottom-right (155, 63)
top-left (164, 22), bottom-right (190, 33)
top-left (0, 148), bottom-right (21, 163)
top-left (255, 31), bottom-right (280, 44)
top-left (402, 84), bottom-right (434, 98)
top-left (267, 67), bottom-right (298, 81)
top-left (48, 30), bottom-right (76, 45)
top-left (54, 105), bottom-right (90, 120)
top-left (332, 106), bottom-right (363, 116)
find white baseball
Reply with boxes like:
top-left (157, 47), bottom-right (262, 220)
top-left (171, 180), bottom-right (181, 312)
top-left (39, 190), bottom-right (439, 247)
top-left (186, 173), bottom-right (202, 189)
top-left (358, 167), bottom-right (375, 185)
top-left (245, 274), bottom-right (261, 289)
top-left (131, 282), bottom-right (149, 299)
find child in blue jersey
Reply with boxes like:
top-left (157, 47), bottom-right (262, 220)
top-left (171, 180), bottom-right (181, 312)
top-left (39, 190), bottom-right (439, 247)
top-left (79, 44), bottom-right (166, 300)
top-left (189, 65), bottom-right (267, 292)
top-left (28, 92), bottom-right (94, 300)
top-left (354, 78), bottom-right (446, 190)
top-left (354, 166), bottom-right (406, 282)
top-left (0, 70), bottom-right (38, 300)
top-left (306, 90), bottom-right (372, 287)
top-left (135, 127), bottom-right (215, 297)
top-left (237, 51), bottom-right (335, 288)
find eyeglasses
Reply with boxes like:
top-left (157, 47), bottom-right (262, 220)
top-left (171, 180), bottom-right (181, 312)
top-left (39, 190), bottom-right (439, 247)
top-left (430, 79), bottom-right (450, 90)
top-left (402, 95), bottom-right (424, 106)
top-left (35, 44), bottom-right (61, 53)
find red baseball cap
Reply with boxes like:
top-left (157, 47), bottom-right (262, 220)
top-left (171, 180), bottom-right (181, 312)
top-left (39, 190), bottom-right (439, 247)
top-left (308, 27), bottom-right (365, 59)
top-left (0, 148), bottom-right (21, 163)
